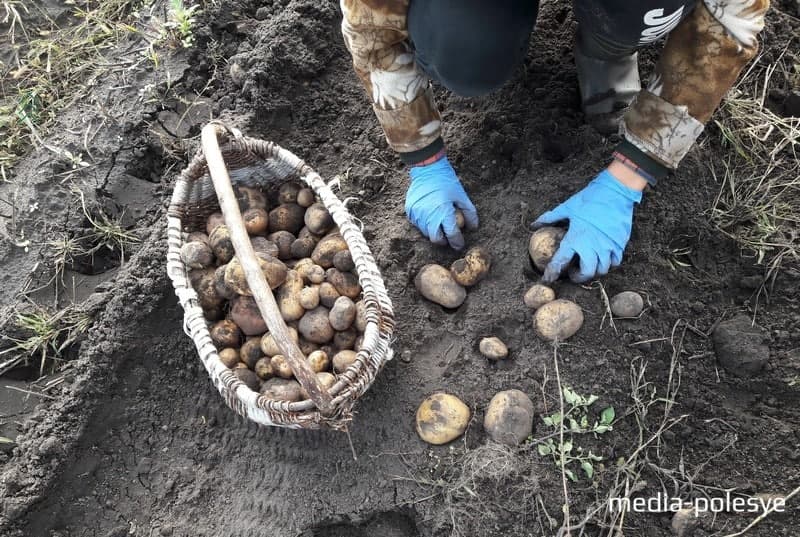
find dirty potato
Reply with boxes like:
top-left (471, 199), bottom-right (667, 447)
top-left (299, 286), bottom-right (320, 310)
top-left (243, 207), bottom-right (268, 236)
top-left (354, 300), bottom-right (368, 332)
top-left (454, 209), bottom-right (465, 229)
top-left (479, 336), bottom-right (508, 360)
top-left (450, 245), bottom-right (491, 287)
top-left (278, 182), bottom-right (302, 204)
top-left (187, 231), bottom-right (210, 245)
top-left (209, 224), bottom-right (235, 264)
top-left (304, 202), bottom-right (335, 235)
top-left (329, 296), bottom-right (356, 331)
top-left (181, 241), bottom-right (214, 269)
top-left (307, 350), bottom-right (330, 373)
top-left (290, 236), bottom-right (316, 259)
top-left (254, 357), bottom-right (273, 380)
top-left (311, 233), bottom-right (348, 268)
top-left (230, 296), bottom-right (267, 336)
top-left (259, 327), bottom-right (299, 357)
top-left (213, 265), bottom-right (237, 300)
top-left (270, 355), bottom-right (294, 379)
top-left (239, 337), bottom-right (263, 368)
top-left (610, 291), bottom-right (644, 318)
top-left (276, 270), bottom-right (305, 322)
top-left (296, 187), bottom-right (315, 208)
top-left (234, 185), bottom-right (267, 212)
top-left (206, 212), bottom-right (225, 235)
top-left (300, 372), bottom-right (336, 399)
top-left (299, 306), bottom-right (335, 344)
top-left (298, 338), bottom-right (320, 356)
top-left (224, 255), bottom-right (288, 294)
top-left (268, 230), bottom-right (296, 260)
top-left (523, 284), bottom-right (555, 310)
top-left (414, 264), bottom-right (467, 308)
top-left (332, 349), bottom-right (358, 373)
top-left (332, 250), bottom-right (355, 272)
top-left (233, 367), bottom-right (260, 391)
top-left (268, 203), bottom-right (305, 235)
top-left (528, 226), bottom-right (566, 272)
top-left (333, 327), bottom-right (358, 350)
top-left (318, 282), bottom-right (340, 309)
top-left (326, 268), bottom-right (361, 300)
top-left (483, 389), bottom-right (535, 446)
top-left (193, 268), bottom-right (224, 310)
top-left (533, 299), bottom-right (584, 341)
top-left (415, 393), bottom-right (470, 445)
top-left (259, 378), bottom-right (302, 402)
top-left (251, 236), bottom-right (280, 259)
top-left (218, 347), bottom-right (241, 368)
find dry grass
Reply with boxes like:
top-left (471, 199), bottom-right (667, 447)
top-left (709, 45), bottom-right (800, 277)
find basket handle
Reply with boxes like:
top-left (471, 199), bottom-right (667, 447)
top-left (201, 123), bottom-right (334, 416)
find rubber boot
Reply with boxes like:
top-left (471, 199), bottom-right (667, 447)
top-left (575, 40), bottom-right (641, 135)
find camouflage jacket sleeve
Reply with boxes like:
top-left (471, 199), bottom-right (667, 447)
top-left (339, 0), bottom-right (442, 155)
top-left (621, 0), bottom-right (769, 170)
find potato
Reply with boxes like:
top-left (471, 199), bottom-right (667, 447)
top-left (479, 337), bottom-right (508, 360)
top-left (333, 327), bottom-right (358, 350)
top-left (259, 327), bottom-right (299, 357)
top-left (230, 296), bottom-right (267, 336)
top-left (251, 236), bottom-right (280, 259)
top-left (298, 338), bottom-right (320, 356)
top-left (415, 393), bottom-right (470, 445)
top-left (610, 291), bottom-right (644, 318)
top-left (218, 347), bottom-right (240, 368)
top-left (318, 282), bottom-right (340, 308)
top-left (234, 185), bottom-right (267, 212)
top-left (290, 236), bottom-right (316, 259)
top-left (239, 337), bottom-right (264, 368)
top-left (254, 357), bottom-right (273, 379)
top-left (231, 362), bottom-right (248, 370)
top-left (329, 296), bottom-right (356, 331)
top-left (181, 242), bottom-right (214, 269)
top-left (233, 367), bottom-right (260, 391)
top-left (333, 250), bottom-right (355, 272)
top-left (523, 284), bottom-right (555, 310)
top-left (311, 233), bottom-right (348, 268)
top-left (483, 389), bottom-right (535, 446)
top-left (259, 378), bottom-right (302, 402)
top-left (278, 182), bottom-right (302, 204)
top-left (193, 268), bottom-right (224, 309)
top-left (209, 224), bottom-right (235, 264)
top-left (415, 264), bottom-right (467, 308)
top-left (354, 300), bottom-right (368, 332)
top-left (528, 226), bottom-right (566, 272)
top-left (307, 265), bottom-right (325, 284)
top-left (203, 306), bottom-right (225, 322)
top-left (450, 246), bottom-right (491, 287)
top-left (268, 230), bottom-right (296, 260)
top-left (276, 270), bottom-right (304, 322)
top-left (354, 334), bottom-right (364, 352)
top-left (243, 208), bottom-right (268, 236)
top-left (307, 350), bottom-right (330, 373)
top-left (296, 187), bottom-right (315, 208)
top-left (455, 209), bottom-right (465, 229)
top-left (533, 299), bottom-right (584, 341)
top-left (299, 306), bottom-right (335, 344)
top-left (268, 203), bottom-right (305, 234)
top-left (224, 255), bottom-right (288, 294)
top-left (299, 286), bottom-right (320, 310)
top-left (304, 203), bottom-right (335, 235)
top-left (326, 268), bottom-right (361, 300)
top-left (187, 231), bottom-right (210, 245)
top-left (300, 372), bottom-right (336, 399)
top-left (270, 355), bottom-right (294, 379)
top-left (206, 212), bottom-right (225, 235)
top-left (332, 349), bottom-right (358, 373)
top-left (213, 265), bottom-right (237, 300)
top-left (298, 226), bottom-right (323, 242)
top-left (209, 319), bottom-right (242, 349)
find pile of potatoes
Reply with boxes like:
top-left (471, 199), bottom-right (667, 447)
top-left (415, 244), bottom-right (491, 309)
top-left (182, 182), bottom-right (368, 403)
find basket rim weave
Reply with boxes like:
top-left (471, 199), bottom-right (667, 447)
top-left (166, 123), bottom-right (395, 429)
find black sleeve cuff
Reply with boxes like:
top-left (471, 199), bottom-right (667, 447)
top-left (399, 137), bottom-right (445, 166)
top-left (615, 139), bottom-right (670, 186)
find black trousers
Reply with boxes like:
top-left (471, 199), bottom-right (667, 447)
top-left (408, 0), bottom-right (698, 97)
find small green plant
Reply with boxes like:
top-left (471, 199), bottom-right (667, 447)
top-left (77, 190), bottom-right (140, 259)
top-left (536, 386), bottom-right (615, 481)
top-left (164, 0), bottom-right (199, 48)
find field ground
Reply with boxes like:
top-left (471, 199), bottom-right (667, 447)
top-left (0, 1), bottom-right (798, 536)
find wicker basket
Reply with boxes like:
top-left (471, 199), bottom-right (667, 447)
top-left (166, 122), bottom-right (395, 430)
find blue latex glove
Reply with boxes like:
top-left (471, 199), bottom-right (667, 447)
top-left (531, 169), bottom-right (642, 283)
top-left (406, 156), bottom-right (479, 250)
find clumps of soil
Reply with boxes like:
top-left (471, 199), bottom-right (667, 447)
top-left (712, 314), bottom-right (771, 376)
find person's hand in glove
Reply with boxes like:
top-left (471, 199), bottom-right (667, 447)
top-left (406, 154), bottom-right (479, 250)
top-left (531, 162), bottom-right (646, 282)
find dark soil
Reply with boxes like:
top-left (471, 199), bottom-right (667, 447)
top-left (1, 1), bottom-right (799, 536)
